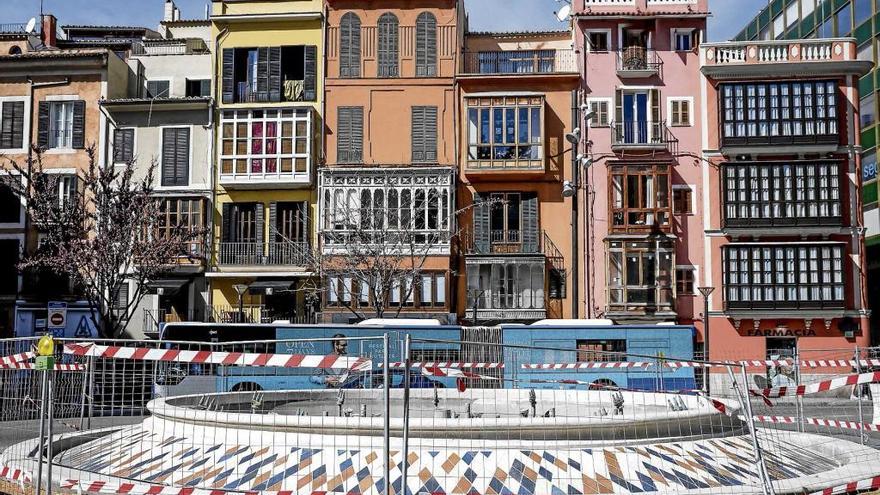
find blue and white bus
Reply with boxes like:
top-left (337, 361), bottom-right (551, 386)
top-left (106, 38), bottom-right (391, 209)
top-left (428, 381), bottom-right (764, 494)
top-left (155, 320), bottom-right (696, 397)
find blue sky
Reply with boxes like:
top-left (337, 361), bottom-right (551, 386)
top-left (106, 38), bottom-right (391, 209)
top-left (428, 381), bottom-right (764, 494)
top-left (4, 0), bottom-right (766, 42)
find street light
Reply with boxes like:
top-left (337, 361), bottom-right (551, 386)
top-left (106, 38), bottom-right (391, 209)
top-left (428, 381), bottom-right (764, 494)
top-left (697, 286), bottom-right (715, 395)
top-left (233, 284), bottom-right (249, 323)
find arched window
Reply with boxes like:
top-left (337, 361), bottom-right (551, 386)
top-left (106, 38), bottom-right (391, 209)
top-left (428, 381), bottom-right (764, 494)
top-left (387, 189), bottom-right (399, 229)
top-left (8, 45), bottom-right (22, 55)
top-left (339, 13), bottom-right (361, 78)
top-left (374, 190), bottom-right (385, 230)
top-left (323, 190), bottom-right (332, 230)
top-left (360, 189), bottom-right (372, 230)
top-left (377, 13), bottom-right (399, 78)
top-left (400, 189), bottom-right (412, 229)
top-left (415, 12), bottom-right (437, 77)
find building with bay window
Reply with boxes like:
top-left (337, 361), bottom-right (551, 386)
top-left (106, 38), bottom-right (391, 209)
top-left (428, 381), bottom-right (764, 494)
top-left (321, 0), bottom-right (462, 323)
top-left (209, 0), bottom-right (324, 324)
top-left (101, 4), bottom-right (213, 338)
top-left (700, 36), bottom-right (872, 384)
top-left (457, 30), bottom-right (578, 324)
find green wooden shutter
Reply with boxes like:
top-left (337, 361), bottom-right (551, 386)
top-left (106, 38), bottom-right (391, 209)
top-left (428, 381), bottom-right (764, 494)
top-left (473, 192), bottom-right (489, 253)
top-left (304, 45), bottom-right (317, 101)
top-left (222, 48), bottom-right (235, 104)
top-left (37, 101), bottom-right (50, 149)
top-left (72, 100), bottom-right (85, 149)
top-left (268, 47), bottom-right (282, 103)
top-left (521, 192), bottom-right (539, 253)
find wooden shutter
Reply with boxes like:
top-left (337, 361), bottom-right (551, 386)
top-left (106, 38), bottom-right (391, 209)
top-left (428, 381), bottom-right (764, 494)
top-left (304, 45), bottom-right (317, 101)
top-left (37, 101), bottom-right (50, 149)
top-left (340, 13), bottom-right (361, 78)
top-left (72, 100), bottom-right (85, 149)
top-left (337, 107), bottom-right (351, 163)
top-left (651, 89), bottom-right (661, 124)
top-left (256, 47), bottom-right (270, 100)
top-left (269, 201), bottom-right (278, 242)
top-left (268, 47), bottom-right (282, 103)
top-left (221, 203), bottom-right (232, 242)
top-left (222, 48), bottom-right (235, 104)
top-left (255, 202), bottom-right (265, 246)
top-left (1, 102), bottom-right (24, 149)
top-left (615, 91), bottom-right (623, 125)
top-left (521, 192), bottom-right (539, 253)
top-left (424, 106), bottom-right (437, 162)
top-left (298, 201), bottom-right (309, 242)
top-left (416, 12), bottom-right (437, 77)
top-left (378, 13), bottom-right (399, 77)
top-left (473, 192), bottom-right (489, 253)
top-left (0, 102), bottom-right (14, 149)
top-left (113, 129), bottom-right (134, 163)
top-left (351, 106), bottom-right (363, 162)
top-left (162, 128), bottom-right (189, 186)
top-left (412, 107), bottom-right (425, 162)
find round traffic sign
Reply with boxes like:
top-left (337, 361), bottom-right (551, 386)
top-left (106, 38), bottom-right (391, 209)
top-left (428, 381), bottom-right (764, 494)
top-left (50, 313), bottom-right (65, 326)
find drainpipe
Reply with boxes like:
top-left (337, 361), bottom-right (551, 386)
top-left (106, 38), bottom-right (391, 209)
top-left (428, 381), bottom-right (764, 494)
top-left (570, 90), bottom-right (580, 319)
top-left (211, 24), bottom-right (229, 315)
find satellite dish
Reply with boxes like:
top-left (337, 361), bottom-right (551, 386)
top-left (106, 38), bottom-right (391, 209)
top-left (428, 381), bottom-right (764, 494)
top-left (555, 4), bottom-right (571, 22)
top-left (25, 17), bottom-right (37, 34)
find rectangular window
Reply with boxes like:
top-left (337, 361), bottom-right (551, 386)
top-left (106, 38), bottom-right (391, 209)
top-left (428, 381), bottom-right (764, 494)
top-left (609, 164), bottom-right (671, 233)
top-left (722, 244), bottom-right (845, 310)
top-left (466, 96), bottom-right (543, 169)
top-left (161, 127), bottom-right (190, 187)
top-left (0, 100), bottom-right (25, 150)
top-left (836, 3), bottom-right (852, 35)
top-left (225, 203), bottom-right (258, 242)
top-left (672, 186), bottom-right (693, 215)
top-left (412, 106), bottom-right (438, 163)
top-left (146, 80), bottom-right (170, 98)
top-left (0, 238), bottom-right (19, 294)
top-left (669, 99), bottom-right (691, 126)
top-left (220, 108), bottom-right (312, 179)
top-left (113, 128), bottom-right (134, 163)
top-left (607, 240), bottom-right (674, 311)
top-left (158, 198), bottom-right (204, 255)
top-left (48, 101), bottom-right (74, 149)
top-left (587, 31), bottom-right (609, 52)
top-left (577, 339), bottom-right (626, 363)
top-left (223, 45), bottom-right (317, 103)
top-left (489, 192), bottom-right (522, 248)
top-left (113, 283), bottom-right (129, 314)
top-left (337, 106), bottom-right (364, 164)
top-left (55, 175), bottom-right (76, 207)
top-left (673, 30), bottom-right (693, 51)
top-left (185, 79), bottom-right (211, 98)
top-left (587, 99), bottom-right (610, 127)
top-left (0, 178), bottom-right (21, 224)
top-left (722, 162), bottom-right (842, 227)
top-left (720, 81), bottom-right (838, 145)
top-left (467, 261), bottom-right (545, 312)
top-left (676, 267), bottom-right (695, 295)
top-left (860, 91), bottom-right (875, 129)
top-left (854, 0), bottom-right (872, 27)
top-left (549, 268), bottom-right (566, 299)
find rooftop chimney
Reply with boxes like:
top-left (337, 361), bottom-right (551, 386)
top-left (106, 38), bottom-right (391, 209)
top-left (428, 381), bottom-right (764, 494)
top-left (40, 14), bottom-right (57, 49)
top-left (164, 0), bottom-right (177, 22)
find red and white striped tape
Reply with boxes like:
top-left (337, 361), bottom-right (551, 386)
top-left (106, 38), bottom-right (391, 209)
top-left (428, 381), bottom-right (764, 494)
top-left (0, 361), bottom-right (86, 371)
top-left (0, 466), bottom-right (31, 484)
top-left (420, 367), bottom-right (500, 381)
top-left (521, 362), bottom-right (652, 369)
top-left (64, 343), bottom-right (372, 370)
top-left (809, 475), bottom-right (880, 495)
top-left (0, 351), bottom-right (35, 367)
top-left (521, 359), bottom-right (880, 369)
top-left (753, 371), bottom-right (880, 398)
top-left (384, 362), bottom-right (505, 369)
top-left (751, 415), bottom-right (880, 432)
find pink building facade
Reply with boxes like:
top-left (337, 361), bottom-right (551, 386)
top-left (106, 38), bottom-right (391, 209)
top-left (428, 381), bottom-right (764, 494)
top-left (574, 0), bottom-right (872, 379)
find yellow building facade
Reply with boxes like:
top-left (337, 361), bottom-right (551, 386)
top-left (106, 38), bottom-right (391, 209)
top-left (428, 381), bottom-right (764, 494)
top-left (210, 0), bottom-right (324, 322)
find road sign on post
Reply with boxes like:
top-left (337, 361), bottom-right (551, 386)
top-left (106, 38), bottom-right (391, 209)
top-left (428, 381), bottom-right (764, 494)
top-left (47, 302), bottom-right (67, 329)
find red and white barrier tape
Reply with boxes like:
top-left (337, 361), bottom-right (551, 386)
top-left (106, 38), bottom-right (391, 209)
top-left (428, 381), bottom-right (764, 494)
top-left (522, 359), bottom-right (880, 369)
top-left (0, 466), bottom-right (31, 484)
top-left (521, 362), bottom-right (652, 369)
top-left (420, 367), bottom-right (500, 381)
top-left (752, 371), bottom-right (880, 398)
top-left (751, 415), bottom-right (880, 432)
top-left (64, 343), bottom-right (371, 370)
top-left (383, 362), bottom-right (505, 369)
top-left (809, 475), bottom-right (880, 495)
top-left (0, 351), bottom-right (35, 367)
top-left (0, 362), bottom-right (86, 371)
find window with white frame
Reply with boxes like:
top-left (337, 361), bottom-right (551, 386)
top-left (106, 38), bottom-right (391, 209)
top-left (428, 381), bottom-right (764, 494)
top-left (49, 101), bottom-right (75, 149)
top-left (673, 29), bottom-right (694, 51)
top-left (668, 98), bottom-right (692, 126)
top-left (220, 108), bottom-right (312, 180)
top-left (325, 272), bottom-right (447, 308)
top-left (587, 98), bottom-right (611, 127)
top-left (587, 31), bottom-right (610, 52)
top-left (466, 96), bottom-right (543, 169)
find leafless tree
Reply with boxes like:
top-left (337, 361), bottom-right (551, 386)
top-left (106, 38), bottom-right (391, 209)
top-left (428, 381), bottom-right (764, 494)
top-left (5, 146), bottom-right (204, 338)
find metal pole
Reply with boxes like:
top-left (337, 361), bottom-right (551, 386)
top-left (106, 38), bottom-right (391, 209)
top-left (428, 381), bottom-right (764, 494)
top-left (78, 357), bottom-right (89, 430)
top-left (728, 366), bottom-right (775, 495)
top-left (704, 296), bottom-right (710, 395)
top-left (87, 354), bottom-right (95, 430)
top-left (382, 333), bottom-right (391, 495)
top-left (570, 90), bottom-right (580, 319)
top-left (35, 370), bottom-right (47, 495)
top-left (794, 345), bottom-right (804, 433)
top-left (46, 370), bottom-right (54, 495)
top-left (855, 345), bottom-right (866, 445)
top-left (401, 334), bottom-right (412, 495)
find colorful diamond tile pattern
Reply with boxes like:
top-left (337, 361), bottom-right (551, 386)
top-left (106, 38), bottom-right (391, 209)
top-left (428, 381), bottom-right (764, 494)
top-left (54, 424), bottom-right (841, 494)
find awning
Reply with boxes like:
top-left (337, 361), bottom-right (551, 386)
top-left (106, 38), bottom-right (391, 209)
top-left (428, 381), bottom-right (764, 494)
top-left (248, 281), bottom-right (296, 295)
top-left (147, 279), bottom-right (188, 295)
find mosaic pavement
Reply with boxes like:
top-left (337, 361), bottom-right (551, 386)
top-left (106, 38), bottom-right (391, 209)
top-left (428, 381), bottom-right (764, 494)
top-left (52, 422), bottom-right (844, 494)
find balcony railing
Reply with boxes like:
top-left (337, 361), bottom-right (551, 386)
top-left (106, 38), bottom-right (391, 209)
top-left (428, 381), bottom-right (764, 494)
top-left (219, 241), bottom-right (310, 266)
top-left (611, 121), bottom-right (678, 151)
top-left (234, 80), bottom-right (307, 103)
top-left (461, 49), bottom-right (577, 75)
top-left (703, 39), bottom-right (861, 71)
top-left (463, 229), bottom-right (556, 256)
top-left (143, 307), bottom-right (318, 334)
top-left (724, 295), bottom-right (846, 312)
top-left (616, 47), bottom-right (661, 76)
top-left (131, 38), bottom-right (209, 56)
top-left (0, 23), bottom-right (26, 33)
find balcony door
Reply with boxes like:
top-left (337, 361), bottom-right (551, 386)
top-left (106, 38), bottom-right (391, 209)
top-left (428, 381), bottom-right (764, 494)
top-left (623, 92), bottom-right (648, 144)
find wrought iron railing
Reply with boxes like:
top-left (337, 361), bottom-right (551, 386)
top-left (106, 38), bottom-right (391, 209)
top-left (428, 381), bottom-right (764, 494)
top-left (219, 241), bottom-right (310, 266)
top-left (615, 47), bottom-right (662, 73)
top-left (611, 121), bottom-right (678, 150)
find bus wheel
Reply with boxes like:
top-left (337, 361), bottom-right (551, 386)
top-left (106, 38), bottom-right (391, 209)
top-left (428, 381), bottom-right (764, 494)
top-left (589, 379), bottom-right (618, 391)
top-left (231, 382), bottom-right (263, 392)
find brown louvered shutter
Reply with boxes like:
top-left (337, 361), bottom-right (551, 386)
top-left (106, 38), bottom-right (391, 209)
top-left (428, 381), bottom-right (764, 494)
top-left (415, 12), bottom-right (437, 77)
top-left (303, 45), bottom-right (317, 101)
top-left (268, 47), bottom-right (282, 103)
top-left (378, 13), bottom-right (399, 78)
top-left (37, 101), bottom-right (50, 149)
top-left (340, 13), bottom-right (361, 78)
top-left (337, 107), bottom-right (351, 163)
top-left (72, 100), bottom-right (85, 149)
top-left (222, 48), bottom-right (235, 104)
